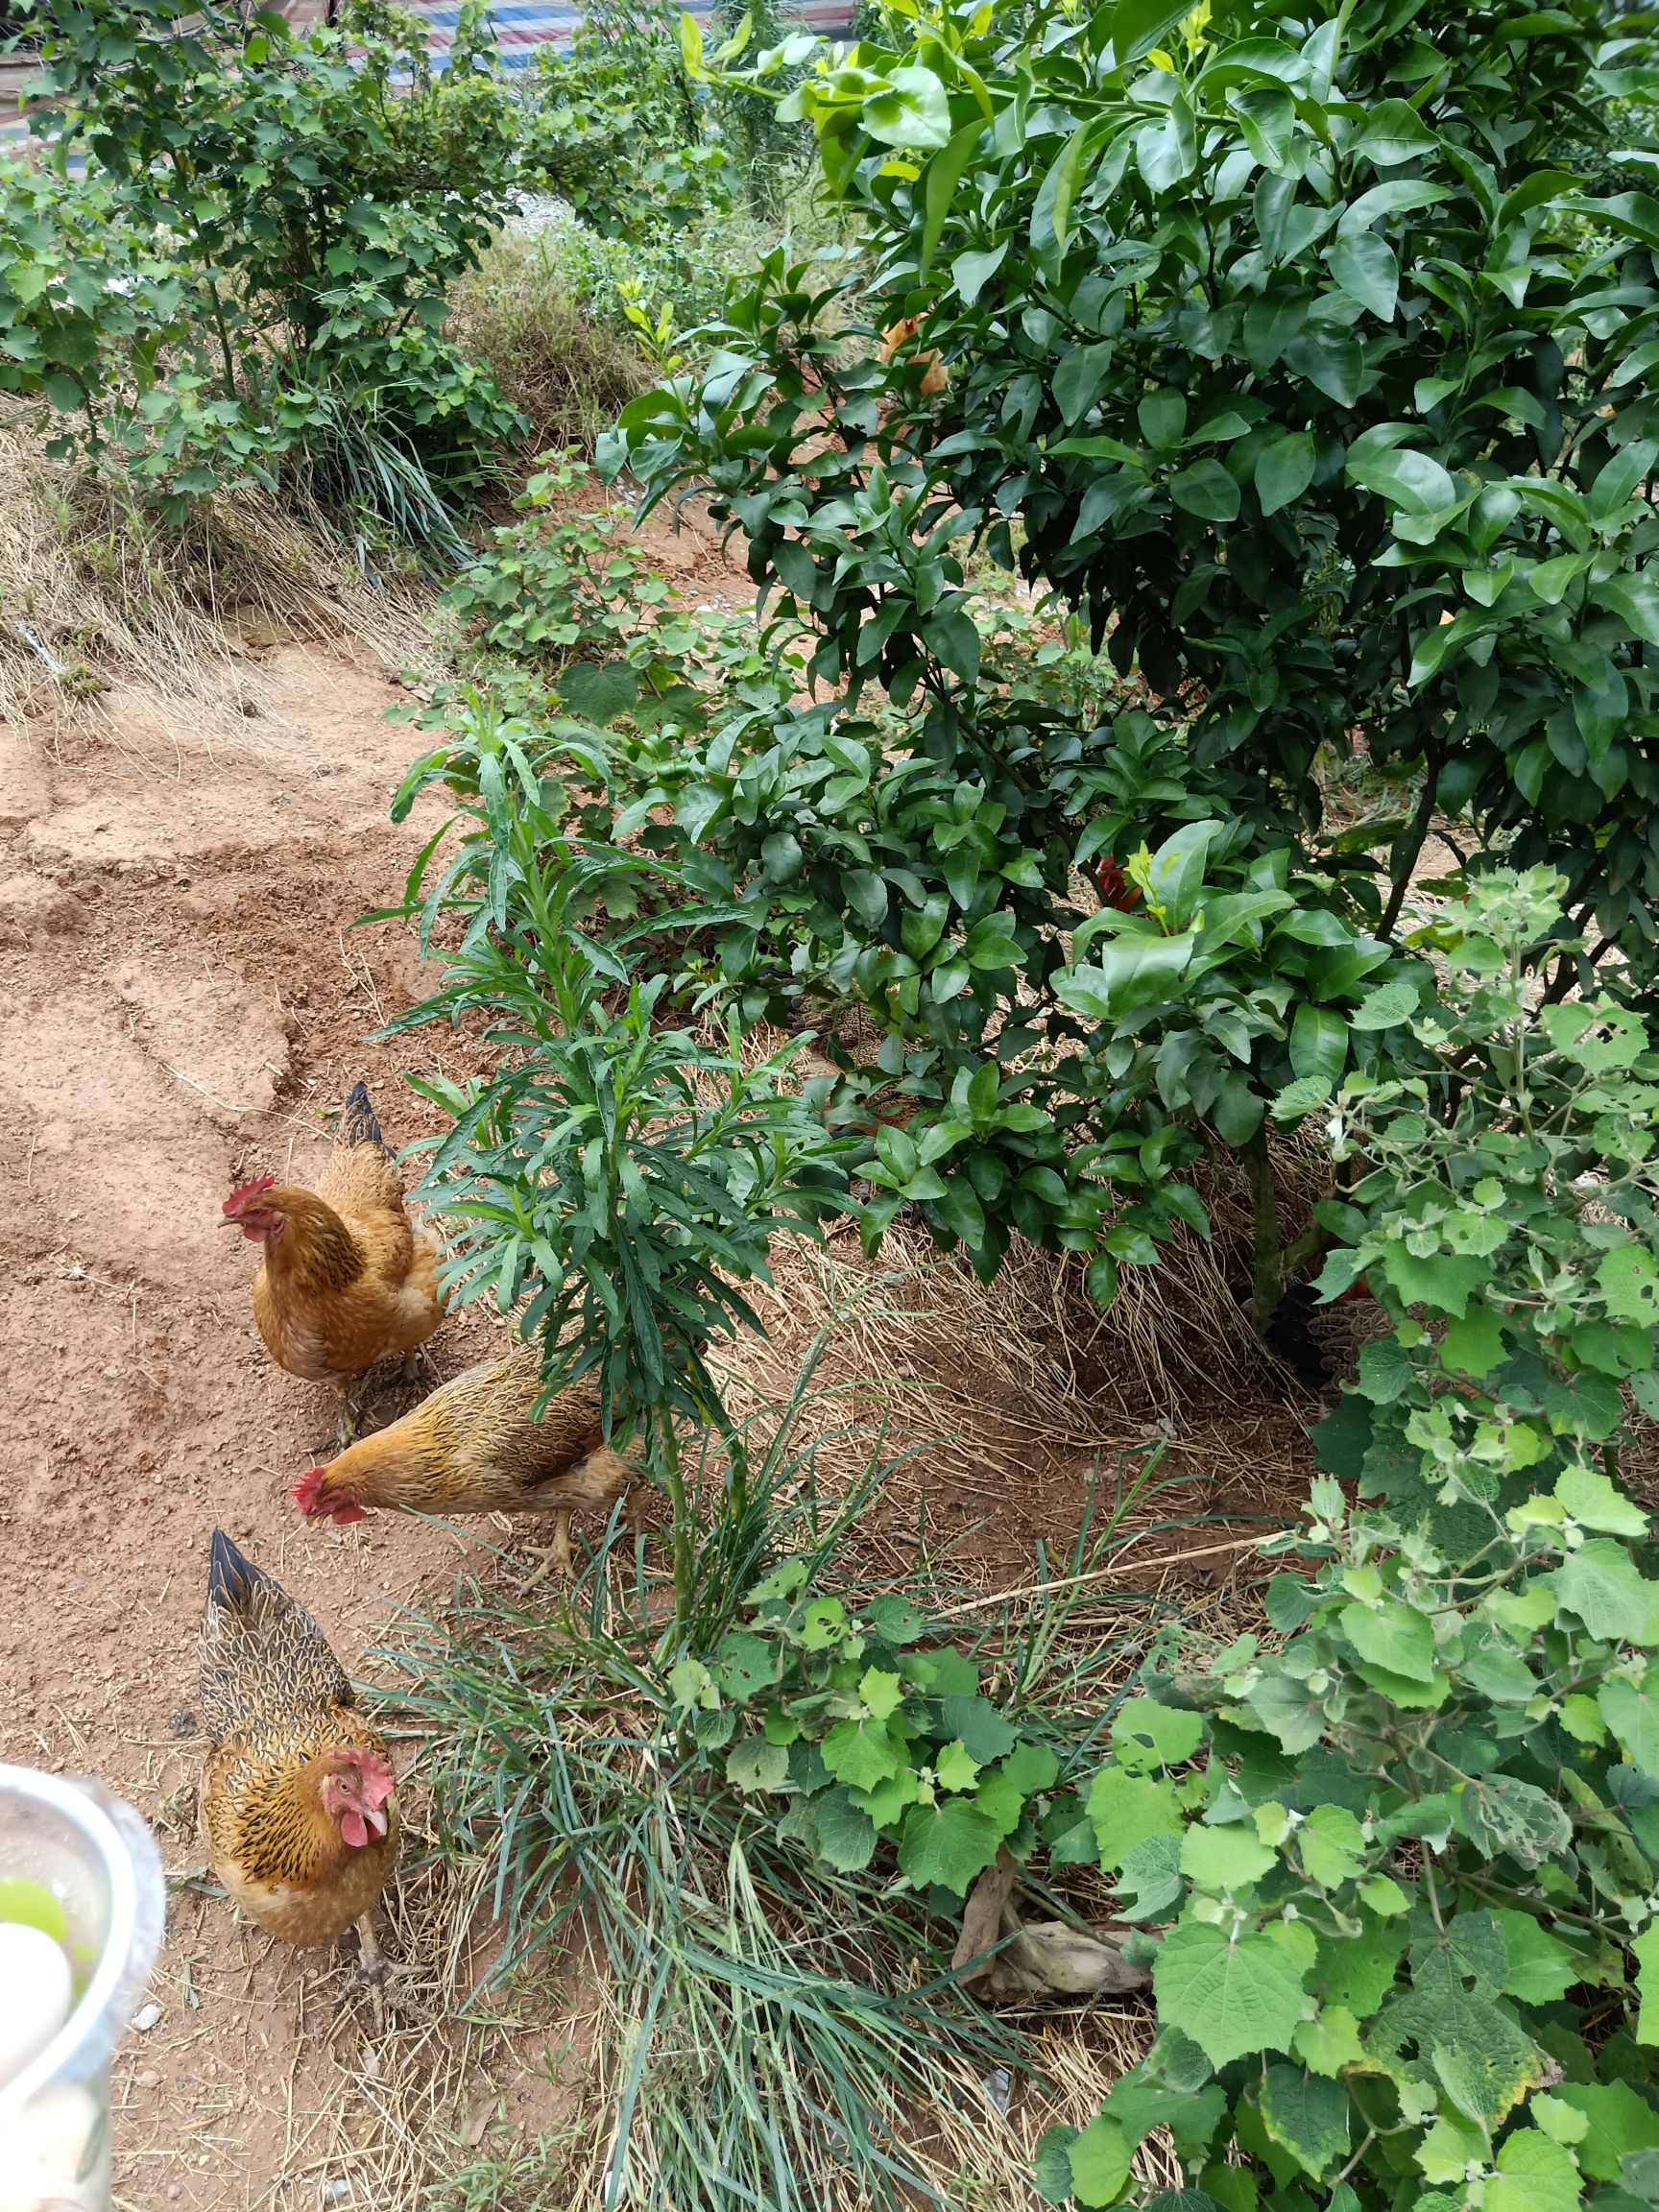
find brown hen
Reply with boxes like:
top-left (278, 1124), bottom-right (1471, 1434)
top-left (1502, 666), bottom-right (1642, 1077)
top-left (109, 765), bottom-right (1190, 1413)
top-left (198, 1530), bottom-right (398, 1971)
top-left (222, 1080), bottom-right (444, 1443)
top-left (290, 1343), bottom-right (634, 1575)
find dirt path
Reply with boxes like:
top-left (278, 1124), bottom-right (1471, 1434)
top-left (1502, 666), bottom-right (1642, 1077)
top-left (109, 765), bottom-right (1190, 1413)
top-left (0, 642), bottom-right (544, 2208)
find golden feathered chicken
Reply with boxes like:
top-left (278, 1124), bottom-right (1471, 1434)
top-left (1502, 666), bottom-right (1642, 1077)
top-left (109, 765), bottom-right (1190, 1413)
top-left (290, 1344), bottom-right (634, 1575)
top-left (221, 1081), bottom-right (444, 1444)
top-left (198, 1530), bottom-right (398, 1974)
top-left (878, 315), bottom-right (950, 398)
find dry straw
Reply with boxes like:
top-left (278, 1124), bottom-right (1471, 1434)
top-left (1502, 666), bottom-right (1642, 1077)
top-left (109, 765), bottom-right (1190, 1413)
top-left (0, 414), bottom-right (433, 745)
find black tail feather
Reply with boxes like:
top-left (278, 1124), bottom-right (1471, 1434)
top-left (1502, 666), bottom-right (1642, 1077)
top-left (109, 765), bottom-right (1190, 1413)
top-left (206, 1527), bottom-right (270, 1612)
top-left (340, 1080), bottom-right (390, 1156)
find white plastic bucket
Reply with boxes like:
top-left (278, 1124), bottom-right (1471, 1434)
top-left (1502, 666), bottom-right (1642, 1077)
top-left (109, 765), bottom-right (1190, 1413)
top-left (0, 1764), bottom-right (166, 2212)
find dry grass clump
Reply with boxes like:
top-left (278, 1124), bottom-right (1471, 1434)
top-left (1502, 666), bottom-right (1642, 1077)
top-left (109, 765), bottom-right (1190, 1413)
top-left (0, 414), bottom-right (433, 738)
top-left (445, 228), bottom-right (655, 457)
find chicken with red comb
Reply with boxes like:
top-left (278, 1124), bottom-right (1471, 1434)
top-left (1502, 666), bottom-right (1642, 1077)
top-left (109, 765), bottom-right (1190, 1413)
top-left (223, 1080), bottom-right (444, 1448)
top-left (198, 1529), bottom-right (399, 1975)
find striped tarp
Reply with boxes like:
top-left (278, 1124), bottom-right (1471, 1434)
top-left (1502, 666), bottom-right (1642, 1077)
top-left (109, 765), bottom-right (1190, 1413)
top-left (0, 4), bottom-right (854, 145)
top-left (404, 1), bottom-right (853, 68)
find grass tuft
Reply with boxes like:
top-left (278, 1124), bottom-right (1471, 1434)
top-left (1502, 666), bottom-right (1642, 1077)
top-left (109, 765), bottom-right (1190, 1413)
top-left (375, 1321), bottom-right (1243, 2210)
top-left (445, 227), bottom-right (656, 457)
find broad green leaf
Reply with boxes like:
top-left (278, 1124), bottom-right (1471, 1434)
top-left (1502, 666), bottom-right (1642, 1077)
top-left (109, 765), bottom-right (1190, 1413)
top-left (1032, 2126), bottom-right (1078, 2207)
top-left (868, 1594), bottom-right (928, 1646)
top-left (713, 1630), bottom-right (780, 1698)
top-left (934, 1739), bottom-right (981, 1792)
top-left (1353, 1663), bottom-right (1449, 1709)
top-left (727, 1737), bottom-right (792, 1793)
top-left (1441, 1305), bottom-right (1508, 1378)
top-left (1088, 1767), bottom-right (1185, 1871)
top-left (1315, 1914), bottom-right (1406, 2013)
top-left (1154, 1922), bottom-right (1308, 2067)
top-left (1115, 1831), bottom-right (1184, 1920)
top-left (1300, 1804), bottom-right (1365, 1888)
top-left (1600, 1673), bottom-right (1659, 1775)
top-left (1455, 1773), bottom-right (1572, 1869)
top-left (1379, 1244), bottom-right (1488, 1316)
top-left (974, 1767), bottom-right (1025, 1837)
top-left (897, 1796), bottom-right (1002, 1895)
top-left (1359, 1875), bottom-right (1410, 1917)
top-left (1358, 1334), bottom-right (1413, 1405)
top-left (1111, 1697), bottom-right (1205, 1774)
top-left (1553, 1543), bottom-right (1659, 1645)
top-left (668, 1658), bottom-right (718, 1711)
top-left (860, 1667), bottom-right (905, 1719)
top-left (1260, 2064), bottom-right (1349, 2179)
top-left (1350, 977), bottom-right (1420, 1030)
top-left (1103, 2070), bottom-right (1227, 2152)
top-left (1293, 2005), bottom-right (1364, 2076)
top-left (1239, 1666), bottom-right (1325, 1752)
top-left (1632, 1922), bottom-right (1659, 2044)
top-left (1338, 1599), bottom-right (1436, 1682)
top-left (1550, 2081), bottom-right (1659, 2181)
top-left (1556, 1466), bottom-right (1647, 1537)
top-left (812, 1785), bottom-right (878, 1872)
top-left (939, 1694), bottom-right (1018, 1762)
top-left (1599, 1246), bottom-right (1659, 1327)
top-left (1418, 2111), bottom-right (1488, 2184)
top-left (821, 1714), bottom-right (905, 1791)
top-left (1000, 1742), bottom-right (1061, 1795)
top-left (1068, 2114), bottom-right (1132, 2208)
top-left (1180, 1823), bottom-right (1275, 1890)
top-left (1484, 2128), bottom-right (1582, 2212)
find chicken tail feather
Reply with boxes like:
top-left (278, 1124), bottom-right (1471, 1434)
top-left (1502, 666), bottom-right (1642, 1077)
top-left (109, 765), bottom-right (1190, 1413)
top-left (340, 1080), bottom-right (391, 1158)
top-left (206, 1527), bottom-right (269, 1614)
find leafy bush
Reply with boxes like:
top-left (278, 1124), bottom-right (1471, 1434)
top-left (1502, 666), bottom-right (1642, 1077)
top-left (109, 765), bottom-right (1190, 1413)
top-left (518, 0), bottom-right (734, 242)
top-left (407, 500), bottom-right (1420, 1320)
top-left (1031, 867), bottom-right (1659, 2209)
top-left (377, 707), bottom-right (854, 1611)
top-left (12, 0), bottom-right (526, 532)
top-left (439, 453), bottom-right (674, 669)
top-left (1042, 1461), bottom-right (1659, 2212)
top-left (617, 0), bottom-right (1659, 979)
top-left (1316, 865), bottom-right (1659, 1528)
